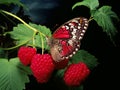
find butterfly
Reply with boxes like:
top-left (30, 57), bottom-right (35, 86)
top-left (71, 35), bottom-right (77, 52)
top-left (48, 17), bottom-right (89, 62)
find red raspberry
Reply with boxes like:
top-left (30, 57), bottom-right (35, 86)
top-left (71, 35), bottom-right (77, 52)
top-left (63, 62), bottom-right (90, 86)
top-left (54, 59), bottom-right (69, 69)
top-left (18, 46), bottom-right (36, 66)
top-left (30, 54), bottom-right (55, 83)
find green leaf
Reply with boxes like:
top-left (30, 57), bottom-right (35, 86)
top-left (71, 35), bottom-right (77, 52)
top-left (9, 23), bottom-right (51, 49)
top-left (71, 50), bottom-right (98, 69)
top-left (92, 6), bottom-right (119, 41)
top-left (29, 23), bottom-right (51, 37)
top-left (34, 34), bottom-right (50, 50)
top-left (0, 0), bottom-right (24, 7)
top-left (72, 0), bottom-right (99, 10)
top-left (28, 23), bottom-right (52, 49)
top-left (15, 58), bottom-right (32, 75)
top-left (0, 57), bottom-right (31, 90)
top-left (9, 23), bottom-right (34, 45)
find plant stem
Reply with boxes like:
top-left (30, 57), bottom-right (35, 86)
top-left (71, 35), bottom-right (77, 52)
top-left (0, 10), bottom-right (46, 37)
top-left (88, 16), bottom-right (94, 22)
top-left (39, 33), bottom-right (44, 54)
top-left (0, 10), bottom-right (46, 53)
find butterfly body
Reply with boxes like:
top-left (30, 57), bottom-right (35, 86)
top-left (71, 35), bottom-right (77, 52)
top-left (49, 17), bottom-right (89, 62)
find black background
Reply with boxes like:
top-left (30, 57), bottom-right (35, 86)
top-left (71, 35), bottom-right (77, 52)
top-left (1, 0), bottom-right (120, 90)
top-left (25, 0), bottom-right (120, 90)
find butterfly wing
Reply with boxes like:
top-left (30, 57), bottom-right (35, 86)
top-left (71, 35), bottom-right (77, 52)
top-left (50, 17), bottom-right (89, 62)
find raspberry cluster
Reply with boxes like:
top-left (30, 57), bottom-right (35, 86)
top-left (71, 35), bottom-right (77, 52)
top-left (18, 46), bottom-right (37, 66)
top-left (18, 46), bottom-right (90, 86)
top-left (63, 62), bottom-right (90, 86)
top-left (30, 54), bottom-right (55, 83)
top-left (18, 46), bottom-right (55, 83)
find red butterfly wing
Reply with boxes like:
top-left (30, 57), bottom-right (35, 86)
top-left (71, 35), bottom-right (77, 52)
top-left (50, 17), bottom-right (89, 62)
top-left (53, 26), bottom-right (70, 39)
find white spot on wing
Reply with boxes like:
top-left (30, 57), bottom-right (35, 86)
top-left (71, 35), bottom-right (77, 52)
top-left (78, 23), bottom-right (81, 26)
top-left (72, 35), bottom-right (76, 39)
top-left (69, 54), bottom-right (73, 57)
top-left (79, 36), bottom-right (82, 40)
top-left (75, 48), bottom-right (78, 51)
top-left (78, 26), bottom-right (81, 29)
top-left (77, 44), bottom-right (80, 47)
top-left (85, 23), bottom-right (88, 26)
top-left (73, 28), bottom-right (77, 32)
top-left (80, 33), bottom-right (84, 36)
top-left (65, 56), bottom-right (69, 59)
top-left (84, 26), bottom-right (87, 29)
top-left (82, 30), bottom-right (86, 33)
top-left (68, 40), bottom-right (73, 45)
top-left (71, 25), bottom-right (74, 28)
top-left (65, 25), bottom-right (69, 30)
top-left (73, 51), bottom-right (76, 54)
top-left (71, 31), bottom-right (75, 35)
